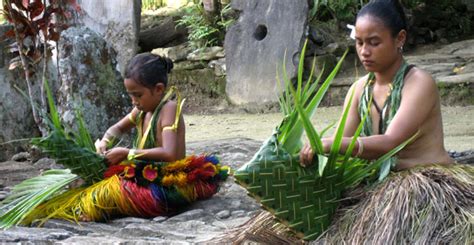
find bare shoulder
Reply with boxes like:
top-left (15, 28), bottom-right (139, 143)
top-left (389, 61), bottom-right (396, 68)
top-left (351, 74), bottom-right (369, 96)
top-left (401, 66), bottom-right (438, 109)
top-left (160, 100), bottom-right (178, 118)
top-left (404, 67), bottom-right (437, 91)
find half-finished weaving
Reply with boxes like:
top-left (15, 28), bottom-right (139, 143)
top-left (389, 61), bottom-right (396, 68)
top-left (234, 41), bottom-right (409, 240)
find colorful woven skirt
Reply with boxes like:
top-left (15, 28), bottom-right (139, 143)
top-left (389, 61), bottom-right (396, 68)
top-left (23, 155), bottom-right (229, 224)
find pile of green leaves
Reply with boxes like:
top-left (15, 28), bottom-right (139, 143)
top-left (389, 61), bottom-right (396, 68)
top-left (176, 1), bottom-right (234, 49)
top-left (142, 0), bottom-right (165, 11)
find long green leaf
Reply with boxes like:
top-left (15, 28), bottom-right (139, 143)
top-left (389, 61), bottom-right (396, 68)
top-left (343, 132), bottom-right (419, 186)
top-left (304, 49), bottom-right (348, 116)
top-left (0, 169), bottom-right (78, 229)
top-left (324, 86), bottom-right (355, 175)
top-left (44, 79), bottom-right (62, 131)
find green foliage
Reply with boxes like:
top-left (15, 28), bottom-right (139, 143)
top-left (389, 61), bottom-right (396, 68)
top-left (31, 80), bottom-right (107, 184)
top-left (142, 0), bottom-right (165, 11)
top-left (310, 0), bottom-right (369, 22)
top-left (176, 1), bottom-right (234, 49)
top-left (0, 169), bottom-right (78, 229)
top-left (0, 80), bottom-right (107, 228)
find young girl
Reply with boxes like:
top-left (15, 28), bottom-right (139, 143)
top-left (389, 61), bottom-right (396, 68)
top-left (24, 53), bottom-right (228, 223)
top-left (299, 0), bottom-right (472, 243)
top-left (95, 53), bottom-right (186, 165)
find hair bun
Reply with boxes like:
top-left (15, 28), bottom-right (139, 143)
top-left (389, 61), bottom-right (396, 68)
top-left (164, 57), bottom-right (174, 74)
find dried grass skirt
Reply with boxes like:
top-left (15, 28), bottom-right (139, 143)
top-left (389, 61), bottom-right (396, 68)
top-left (221, 164), bottom-right (474, 244)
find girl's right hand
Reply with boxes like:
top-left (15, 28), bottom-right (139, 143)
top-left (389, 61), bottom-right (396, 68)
top-left (95, 139), bottom-right (107, 154)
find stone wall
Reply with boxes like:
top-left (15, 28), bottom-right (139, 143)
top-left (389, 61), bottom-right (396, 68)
top-left (152, 45), bottom-right (228, 113)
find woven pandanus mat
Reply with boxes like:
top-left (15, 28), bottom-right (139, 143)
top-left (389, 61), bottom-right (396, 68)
top-left (234, 149), bottom-right (345, 240)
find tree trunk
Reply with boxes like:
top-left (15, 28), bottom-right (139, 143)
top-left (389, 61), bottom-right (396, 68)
top-left (5, 3), bottom-right (48, 136)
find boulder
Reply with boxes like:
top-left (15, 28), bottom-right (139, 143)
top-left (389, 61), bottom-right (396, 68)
top-left (151, 44), bottom-right (193, 62)
top-left (224, 0), bottom-right (308, 104)
top-left (0, 25), bottom-right (40, 161)
top-left (76, 0), bottom-right (141, 74)
top-left (187, 46), bottom-right (225, 61)
top-left (57, 27), bottom-right (130, 139)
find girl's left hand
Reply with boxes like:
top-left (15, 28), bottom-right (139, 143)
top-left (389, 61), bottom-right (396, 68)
top-left (105, 147), bottom-right (129, 165)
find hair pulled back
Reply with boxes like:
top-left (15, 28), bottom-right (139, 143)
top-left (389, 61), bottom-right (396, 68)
top-left (357, 0), bottom-right (407, 37)
top-left (125, 53), bottom-right (174, 88)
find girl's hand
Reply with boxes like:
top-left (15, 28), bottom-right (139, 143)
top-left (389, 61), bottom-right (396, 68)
top-left (299, 143), bottom-right (314, 167)
top-left (105, 147), bottom-right (129, 165)
top-left (95, 139), bottom-right (108, 154)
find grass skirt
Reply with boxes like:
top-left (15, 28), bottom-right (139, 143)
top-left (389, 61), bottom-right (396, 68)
top-left (220, 164), bottom-right (473, 244)
top-left (23, 155), bottom-right (229, 225)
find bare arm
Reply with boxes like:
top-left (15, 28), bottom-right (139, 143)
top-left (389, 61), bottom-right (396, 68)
top-left (136, 101), bottom-right (184, 162)
top-left (104, 101), bottom-right (185, 165)
top-left (95, 108), bottom-right (138, 153)
top-left (300, 78), bottom-right (364, 164)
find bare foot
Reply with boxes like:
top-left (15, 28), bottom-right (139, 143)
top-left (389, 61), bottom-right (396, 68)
top-left (78, 213), bottom-right (92, 222)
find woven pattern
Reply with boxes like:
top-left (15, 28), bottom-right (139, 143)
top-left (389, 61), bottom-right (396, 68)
top-left (234, 136), bottom-right (354, 240)
top-left (31, 130), bottom-right (107, 183)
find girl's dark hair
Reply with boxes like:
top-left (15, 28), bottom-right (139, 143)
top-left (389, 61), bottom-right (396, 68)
top-left (125, 53), bottom-right (174, 88)
top-left (357, 0), bottom-right (407, 37)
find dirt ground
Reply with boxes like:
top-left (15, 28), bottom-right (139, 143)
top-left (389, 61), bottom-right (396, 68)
top-left (185, 106), bottom-right (474, 152)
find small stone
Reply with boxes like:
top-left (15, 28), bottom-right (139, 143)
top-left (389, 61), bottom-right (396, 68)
top-left (231, 210), bottom-right (246, 217)
top-left (153, 216), bottom-right (168, 223)
top-left (11, 152), bottom-right (30, 162)
top-left (151, 44), bottom-right (193, 62)
top-left (112, 217), bottom-right (149, 225)
top-left (33, 158), bottom-right (57, 169)
top-left (187, 46), bottom-right (224, 61)
top-left (0, 191), bottom-right (9, 201)
top-left (166, 209), bottom-right (205, 222)
top-left (216, 210), bottom-right (231, 219)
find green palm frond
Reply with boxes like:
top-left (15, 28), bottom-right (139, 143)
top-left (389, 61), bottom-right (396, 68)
top-left (30, 79), bottom-right (106, 184)
top-left (235, 39), bottom-right (413, 240)
top-left (0, 79), bottom-right (107, 228)
top-left (0, 169), bottom-right (78, 229)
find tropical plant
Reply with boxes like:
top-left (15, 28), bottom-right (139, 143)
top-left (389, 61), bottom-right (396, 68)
top-left (309, 0), bottom-right (369, 22)
top-left (142, 0), bottom-right (163, 11)
top-left (175, 1), bottom-right (234, 49)
top-left (233, 40), bottom-right (415, 240)
top-left (2, 0), bottom-right (79, 135)
top-left (0, 80), bottom-right (107, 229)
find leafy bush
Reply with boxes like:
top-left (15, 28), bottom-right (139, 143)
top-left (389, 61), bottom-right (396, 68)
top-left (310, 0), bottom-right (369, 22)
top-left (176, 1), bottom-right (234, 49)
top-left (142, 0), bottom-right (165, 11)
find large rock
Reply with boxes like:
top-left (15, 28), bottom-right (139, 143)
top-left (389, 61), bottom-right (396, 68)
top-left (0, 25), bottom-right (41, 161)
top-left (224, 0), bottom-right (308, 104)
top-left (76, 0), bottom-right (141, 74)
top-left (57, 27), bottom-right (130, 139)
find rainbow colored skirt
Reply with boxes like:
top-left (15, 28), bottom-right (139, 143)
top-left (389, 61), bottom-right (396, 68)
top-left (24, 155), bottom-right (229, 224)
